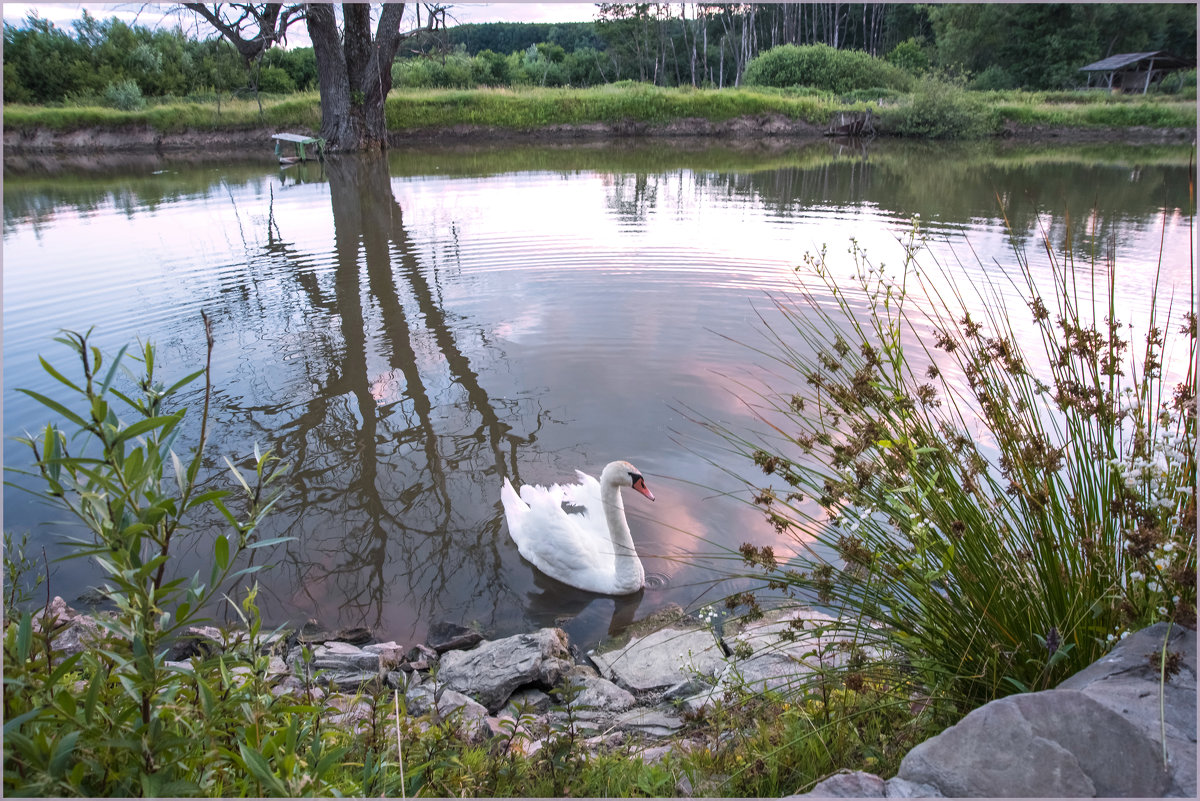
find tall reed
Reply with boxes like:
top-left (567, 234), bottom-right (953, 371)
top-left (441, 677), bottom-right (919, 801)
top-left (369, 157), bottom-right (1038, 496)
top-left (697, 208), bottom-right (1195, 710)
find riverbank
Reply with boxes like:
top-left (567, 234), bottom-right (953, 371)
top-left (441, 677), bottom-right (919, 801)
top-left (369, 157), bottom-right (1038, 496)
top-left (3, 116), bottom-right (1194, 155)
top-left (16, 596), bottom-right (1196, 797)
top-left (4, 84), bottom-right (1194, 153)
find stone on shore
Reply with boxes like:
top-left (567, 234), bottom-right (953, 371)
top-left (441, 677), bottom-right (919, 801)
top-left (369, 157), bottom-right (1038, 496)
top-left (437, 627), bottom-right (573, 713)
top-left (1056, 622), bottom-right (1196, 797)
top-left (426, 620), bottom-right (485, 653)
top-left (589, 625), bottom-right (725, 693)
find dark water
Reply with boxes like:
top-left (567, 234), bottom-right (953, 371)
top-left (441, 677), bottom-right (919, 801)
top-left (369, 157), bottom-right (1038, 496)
top-left (3, 139), bottom-right (1193, 648)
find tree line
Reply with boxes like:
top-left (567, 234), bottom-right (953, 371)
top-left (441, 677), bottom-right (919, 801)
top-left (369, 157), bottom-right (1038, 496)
top-left (5, 2), bottom-right (1195, 107)
top-left (3, 9), bottom-right (317, 106)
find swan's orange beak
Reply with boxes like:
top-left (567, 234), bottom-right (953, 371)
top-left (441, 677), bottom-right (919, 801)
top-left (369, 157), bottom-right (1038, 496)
top-left (632, 475), bottom-right (655, 501)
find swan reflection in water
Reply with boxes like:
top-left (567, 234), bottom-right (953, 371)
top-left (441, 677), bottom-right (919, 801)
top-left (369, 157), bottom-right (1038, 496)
top-left (522, 568), bottom-right (645, 646)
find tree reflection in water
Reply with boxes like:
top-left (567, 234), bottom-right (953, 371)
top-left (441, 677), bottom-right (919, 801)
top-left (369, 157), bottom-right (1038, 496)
top-left (222, 152), bottom-right (558, 642)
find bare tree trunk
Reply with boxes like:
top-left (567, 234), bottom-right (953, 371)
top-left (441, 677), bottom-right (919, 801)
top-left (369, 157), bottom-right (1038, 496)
top-left (308, 3), bottom-right (419, 152)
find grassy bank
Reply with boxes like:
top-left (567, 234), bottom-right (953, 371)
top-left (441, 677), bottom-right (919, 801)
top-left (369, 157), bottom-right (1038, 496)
top-left (4, 84), bottom-right (1195, 140)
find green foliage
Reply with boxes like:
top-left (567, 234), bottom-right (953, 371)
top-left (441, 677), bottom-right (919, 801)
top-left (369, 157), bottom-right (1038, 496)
top-left (102, 78), bottom-right (144, 111)
top-left (884, 38), bottom-right (930, 75)
top-left (703, 214), bottom-right (1196, 710)
top-left (743, 44), bottom-right (914, 94)
top-left (882, 76), bottom-right (994, 139)
top-left (2, 531), bottom-right (46, 613)
top-left (969, 64), bottom-right (1016, 92)
top-left (255, 65), bottom-right (296, 94)
top-left (4, 324), bottom-right (294, 795)
top-left (928, 3), bottom-right (1197, 90)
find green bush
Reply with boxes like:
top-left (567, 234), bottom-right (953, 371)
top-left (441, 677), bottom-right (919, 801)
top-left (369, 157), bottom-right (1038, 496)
top-left (743, 44), bottom-right (913, 94)
top-left (470, 48), bottom-right (511, 86)
top-left (255, 65), bottom-right (296, 94)
top-left (970, 65), bottom-right (1017, 92)
top-left (882, 77), bottom-right (994, 139)
top-left (102, 78), bottom-right (144, 111)
top-left (884, 38), bottom-right (930, 75)
top-left (392, 52), bottom-right (474, 89)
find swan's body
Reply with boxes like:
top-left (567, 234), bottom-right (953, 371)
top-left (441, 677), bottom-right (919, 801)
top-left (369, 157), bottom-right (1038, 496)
top-left (501, 460), bottom-right (654, 595)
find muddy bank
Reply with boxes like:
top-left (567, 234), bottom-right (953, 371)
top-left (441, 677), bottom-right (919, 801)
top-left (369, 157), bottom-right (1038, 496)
top-left (4, 115), bottom-right (1194, 155)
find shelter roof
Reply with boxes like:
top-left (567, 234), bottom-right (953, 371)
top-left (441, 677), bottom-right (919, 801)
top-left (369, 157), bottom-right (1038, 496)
top-left (1079, 51), bottom-right (1193, 72)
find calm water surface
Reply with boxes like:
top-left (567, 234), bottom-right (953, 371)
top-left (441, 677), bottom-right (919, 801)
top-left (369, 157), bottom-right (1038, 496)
top-left (3, 139), bottom-right (1193, 647)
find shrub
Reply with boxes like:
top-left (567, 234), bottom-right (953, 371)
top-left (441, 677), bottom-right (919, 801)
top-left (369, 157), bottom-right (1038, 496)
top-left (4, 322), bottom-right (297, 794)
top-left (743, 44), bottom-right (913, 94)
top-left (884, 38), bottom-right (930, 75)
top-left (102, 78), bottom-right (145, 111)
top-left (970, 65), bottom-right (1017, 92)
top-left (470, 48), bottom-right (510, 86)
top-left (392, 52), bottom-right (473, 89)
top-left (256, 65), bottom-right (296, 94)
top-left (881, 76), bottom-right (994, 139)
top-left (702, 214), bottom-right (1196, 710)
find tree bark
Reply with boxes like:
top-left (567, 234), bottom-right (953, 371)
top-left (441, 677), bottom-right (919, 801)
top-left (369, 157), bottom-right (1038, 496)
top-left (307, 2), bottom-right (416, 152)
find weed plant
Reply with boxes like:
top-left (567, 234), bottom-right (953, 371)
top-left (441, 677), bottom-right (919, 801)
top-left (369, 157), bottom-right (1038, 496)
top-left (696, 209), bottom-right (1196, 711)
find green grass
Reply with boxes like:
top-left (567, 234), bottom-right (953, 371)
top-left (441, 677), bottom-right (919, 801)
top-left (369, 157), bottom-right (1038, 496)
top-left (383, 84), bottom-right (839, 129)
top-left (4, 85), bottom-right (1193, 139)
top-left (2, 93), bottom-right (322, 134)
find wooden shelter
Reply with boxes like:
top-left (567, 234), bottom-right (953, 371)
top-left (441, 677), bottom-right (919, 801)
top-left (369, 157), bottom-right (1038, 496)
top-left (1078, 51), bottom-right (1194, 93)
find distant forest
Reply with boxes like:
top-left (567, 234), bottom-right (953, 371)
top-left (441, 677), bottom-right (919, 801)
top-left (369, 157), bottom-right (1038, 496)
top-left (5, 3), bottom-right (1196, 104)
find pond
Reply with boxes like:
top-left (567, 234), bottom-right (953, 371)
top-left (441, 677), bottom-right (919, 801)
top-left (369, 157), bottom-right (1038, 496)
top-left (3, 138), bottom-right (1193, 649)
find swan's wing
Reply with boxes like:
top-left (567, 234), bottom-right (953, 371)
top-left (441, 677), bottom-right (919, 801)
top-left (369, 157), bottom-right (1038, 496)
top-left (502, 474), bottom-right (614, 589)
top-left (561, 470), bottom-right (603, 515)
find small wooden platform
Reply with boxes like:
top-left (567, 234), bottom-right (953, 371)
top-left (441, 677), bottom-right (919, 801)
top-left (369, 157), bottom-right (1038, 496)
top-left (272, 132), bottom-right (325, 163)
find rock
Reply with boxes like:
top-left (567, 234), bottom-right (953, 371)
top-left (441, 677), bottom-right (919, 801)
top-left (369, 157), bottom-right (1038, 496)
top-left (32, 597), bottom-right (107, 661)
top-left (722, 608), bottom-right (878, 695)
top-left (503, 688), bottom-right (553, 716)
top-left (406, 683), bottom-right (488, 719)
top-left (896, 688), bottom-right (1171, 797)
top-left (311, 641), bottom-right (383, 672)
top-left (612, 708), bottom-right (685, 738)
top-left (437, 627), bottom-right (573, 713)
top-left (405, 683), bottom-right (491, 742)
top-left (800, 770), bottom-right (886, 797)
top-left (883, 777), bottom-right (943, 797)
top-left (165, 626), bottom-right (224, 661)
top-left (589, 626), bottom-right (725, 692)
top-left (427, 620), bottom-right (485, 653)
top-left (322, 670), bottom-right (384, 693)
top-left (662, 677), bottom-right (711, 702)
top-left (296, 621), bottom-right (372, 645)
top-left (386, 669), bottom-right (420, 691)
top-left (1057, 622), bottom-right (1197, 798)
top-left (326, 695), bottom-right (374, 733)
top-left (363, 641), bottom-right (406, 670)
top-left (560, 666), bottom-right (636, 713)
top-left (404, 642), bottom-right (439, 670)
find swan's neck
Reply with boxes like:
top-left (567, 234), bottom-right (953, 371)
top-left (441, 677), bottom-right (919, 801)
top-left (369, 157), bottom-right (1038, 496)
top-left (601, 480), bottom-right (644, 590)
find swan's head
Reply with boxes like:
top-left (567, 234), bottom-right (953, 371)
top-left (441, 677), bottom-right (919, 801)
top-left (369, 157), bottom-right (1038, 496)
top-left (604, 460), bottom-right (655, 501)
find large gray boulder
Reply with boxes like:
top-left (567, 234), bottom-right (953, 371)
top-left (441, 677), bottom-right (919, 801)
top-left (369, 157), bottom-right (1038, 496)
top-left (589, 626), bottom-right (725, 693)
top-left (437, 627), bottom-right (573, 713)
top-left (792, 623), bottom-right (1195, 798)
top-left (1057, 622), bottom-right (1196, 797)
top-left (896, 688), bottom-right (1171, 796)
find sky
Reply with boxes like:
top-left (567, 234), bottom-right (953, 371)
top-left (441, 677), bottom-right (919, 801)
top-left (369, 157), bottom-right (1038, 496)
top-left (2, 2), bottom-right (602, 35)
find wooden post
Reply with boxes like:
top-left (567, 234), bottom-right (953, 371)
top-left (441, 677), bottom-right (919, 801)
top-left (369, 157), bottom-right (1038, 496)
top-left (1143, 58), bottom-right (1156, 94)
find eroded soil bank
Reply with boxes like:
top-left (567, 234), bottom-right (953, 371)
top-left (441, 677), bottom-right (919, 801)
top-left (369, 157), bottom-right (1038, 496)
top-left (3, 115), bottom-right (1194, 155)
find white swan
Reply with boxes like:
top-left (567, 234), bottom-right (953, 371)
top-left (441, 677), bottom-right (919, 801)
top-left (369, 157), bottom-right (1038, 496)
top-left (501, 460), bottom-right (655, 595)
